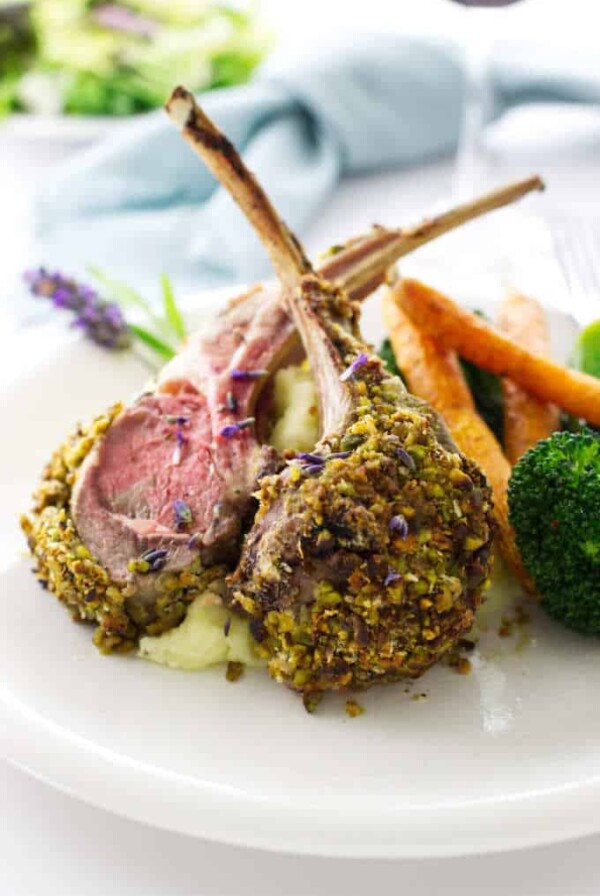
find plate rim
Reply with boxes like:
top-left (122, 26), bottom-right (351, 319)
top-left (2, 660), bottom-right (600, 858)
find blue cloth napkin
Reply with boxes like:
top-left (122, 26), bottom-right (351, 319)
top-left (34, 35), bottom-right (600, 294)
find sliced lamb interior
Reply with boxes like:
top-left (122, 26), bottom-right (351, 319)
top-left (166, 87), bottom-right (497, 698)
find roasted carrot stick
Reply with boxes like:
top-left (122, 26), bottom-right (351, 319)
top-left (383, 284), bottom-right (535, 593)
top-left (397, 279), bottom-right (600, 426)
top-left (497, 293), bottom-right (561, 463)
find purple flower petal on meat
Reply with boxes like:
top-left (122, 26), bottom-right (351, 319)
top-left (220, 417), bottom-right (255, 438)
top-left (396, 447), bottom-right (416, 470)
top-left (340, 352), bottom-right (369, 382)
top-left (384, 568), bottom-right (402, 587)
top-left (230, 369), bottom-right (268, 381)
top-left (173, 499), bottom-right (193, 530)
top-left (389, 514), bottom-right (409, 538)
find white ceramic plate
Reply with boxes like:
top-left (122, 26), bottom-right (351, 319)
top-left (1, 290), bottom-right (597, 860)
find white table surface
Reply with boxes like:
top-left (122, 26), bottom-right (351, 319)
top-left (2, 12), bottom-right (600, 891)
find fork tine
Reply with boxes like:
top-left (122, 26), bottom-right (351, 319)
top-left (581, 220), bottom-right (600, 298)
top-left (547, 214), bottom-right (600, 305)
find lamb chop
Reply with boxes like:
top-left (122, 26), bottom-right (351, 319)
top-left (166, 88), bottom-right (496, 697)
top-left (23, 148), bottom-right (538, 654)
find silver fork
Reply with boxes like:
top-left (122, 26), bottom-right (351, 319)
top-left (545, 213), bottom-right (600, 322)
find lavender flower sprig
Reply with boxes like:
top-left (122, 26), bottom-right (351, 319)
top-left (25, 268), bottom-right (131, 350)
top-left (24, 266), bottom-right (187, 366)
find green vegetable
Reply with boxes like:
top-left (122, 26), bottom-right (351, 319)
top-left (508, 430), bottom-right (600, 634)
top-left (0, 0), bottom-right (35, 113)
top-left (377, 339), bottom-right (401, 378)
top-left (459, 358), bottom-right (504, 444)
top-left (459, 308), bottom-right (504, 443)
top-left (572, 318), bottom-right (600, 380)
top-left (1, 0), bottom-right (271, 117)
top-left (564, 317), bottom-right (600, 433)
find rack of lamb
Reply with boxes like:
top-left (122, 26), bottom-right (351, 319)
top-left (164, 87), bottom-right (503, 698)
top-left (23, 98), bottom-right (541, 660)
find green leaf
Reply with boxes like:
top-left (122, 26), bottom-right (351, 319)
top-left (128, 324), bottom-right (175, 361)
top-left (89, 265), bottom-right (166, 336)
top-left (160, 273), bottom-right (186, 342)
top-left (89, 266), bottom-right (152, 314)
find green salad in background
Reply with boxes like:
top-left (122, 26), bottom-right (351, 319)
top-left (0, 0), bottom-right (271, 117)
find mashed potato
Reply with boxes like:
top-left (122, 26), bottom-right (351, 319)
top-left (139, 583), bottom-right (262, 670)
top-left (138, 363), bottom-right (318, 672)
top-left (269, 363), bottom-right (319, 452)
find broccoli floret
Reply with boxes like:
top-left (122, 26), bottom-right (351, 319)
top-left (508, 430), bottom-right (600, 634)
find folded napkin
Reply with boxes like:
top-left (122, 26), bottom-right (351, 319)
top-left (34, 35), bottom-right (600, 294)
top-left (34, 34), bottom-right (465, 292)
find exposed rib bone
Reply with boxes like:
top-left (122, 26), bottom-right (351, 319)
top-left (167, 87), bottom-right (543, 302)
top-left (167, 87), bottom-right (310, 289)
top-left (167, 86), bottom-right (357, 432)
top-left (322, 175), bottom-right (544, 300)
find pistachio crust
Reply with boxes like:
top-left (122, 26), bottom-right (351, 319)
top-left (231, 280), bottom-right (495, 695)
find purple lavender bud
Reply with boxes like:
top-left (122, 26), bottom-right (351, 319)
top-left (389, 514), bottom-right (409, 538)
top-left (52, 287), bottom-right (73, 308)
top-left (79, 284), bottom-right (98, 302)
top-left (173, 499), bottom-right (193, 530)
top-left (396, 447), bottom-right (416, 470)
top-left (139, 548), bottom-right (169, 573)
top-left (303, 463), bottom-right (325, 475)
top-left (297, 452), bottom-right (325, 465)
top-left (230, 369), bottom-right (268, 381)
top-left (384, 569), bottom-right (402, 587)
top-left (164, 415), bottom-right (190, 426)
top-left (172, 428), bottom-right (187, 466)
top-left (220, 417), bottom-right (255, 439)
top-left (24, 267), bottom-right (131, 351)
top-left (340, 352), bottom-right (369, 382)
top-left (187, 533), bottom-right (200, 550)
top-left (328, 450), bottom-right (353, 460)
